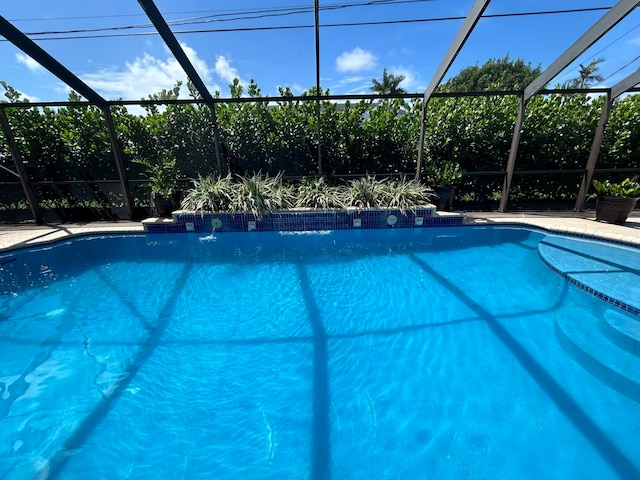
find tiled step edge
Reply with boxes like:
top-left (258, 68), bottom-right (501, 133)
top-left (538, 237), bottom-right (640, 317)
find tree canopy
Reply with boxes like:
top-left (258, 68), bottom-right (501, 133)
top-left (440, 55), bottom-right (541, 92)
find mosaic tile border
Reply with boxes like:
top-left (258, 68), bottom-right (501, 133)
top-left (538, 254), bottom-right (640, 317)
top-left (142, 208), bottom-right (466, 234)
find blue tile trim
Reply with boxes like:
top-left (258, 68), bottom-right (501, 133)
top-left (539, 254), bottom-right (640, 317)
top-left (143, 208), bottom-right (463, 234)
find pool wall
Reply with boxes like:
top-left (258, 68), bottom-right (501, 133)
top-left (142, 208), bottom-right (466, 233)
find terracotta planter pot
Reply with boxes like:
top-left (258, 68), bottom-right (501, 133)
top-left (595, 195), bottom-right (639, 225)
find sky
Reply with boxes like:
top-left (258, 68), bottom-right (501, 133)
top-left (0, 0), bottom-right (638, 104)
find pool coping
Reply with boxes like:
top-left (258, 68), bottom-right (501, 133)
top-left (0, 210), bottom-right (638, 252)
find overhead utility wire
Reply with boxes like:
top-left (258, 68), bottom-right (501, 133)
top-left (9, 0), bottom-right (435, 22)
top-left (6, 7), bottom-right (612, 42)
top-left (553, 20), bottom-right (640, 84)
top-left (165, 0), bottom-right (437, 25)
top-left (602, 54), bottom-right (640, 82)
top-left (13, 0), bottom-right (437, 35)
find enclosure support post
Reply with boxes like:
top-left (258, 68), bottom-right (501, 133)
top-left (415, 102), bottom-right (428, 181)
top-left (0, 106), bottom-right (44, 224)
top-left (575, 91), bottom-right (612, 211)
top-left (314, 0), bottom-right (322, 176)
top-left (499, 94), bottom-right (526, 212)
top-left (210, 106), bottom-right (223, 176)
top-left (103, 106), bottom-right (135, 219)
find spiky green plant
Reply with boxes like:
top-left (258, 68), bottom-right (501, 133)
top-left (181, 174), bottom-right (233, 213)
top-left (344, 175), bottom-right (386, 209)
top-left (230, 172), bottom-right (295, 217)
top-left (380, 176), bottom-right (435, 213)
top-left (181, 172), bottom-right (436, 215)
top-left (295, 176), bottom-right (346, 210)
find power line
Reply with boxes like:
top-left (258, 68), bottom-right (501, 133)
top-left (554, 20), bottom-right (640, 84)
top-left (4, 6), bottom-right (612, 42)
top-left (10, 0), bottom-right (437, 31)
top-left (602, 54), bottom-right (640, 83)
top-left (164, 0), bottom-right (437, 28)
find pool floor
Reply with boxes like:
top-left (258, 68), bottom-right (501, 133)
top-left (0, 227), bottom-right (639, 479)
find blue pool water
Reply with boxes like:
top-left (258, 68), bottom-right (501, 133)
top-left (0, 226), bottom-right (639, 479)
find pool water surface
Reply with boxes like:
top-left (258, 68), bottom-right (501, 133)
top-left (0, 226), bottom-right (639, 479)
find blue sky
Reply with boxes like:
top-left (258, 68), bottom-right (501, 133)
top-left (1, 0), bottom-right (638, 103)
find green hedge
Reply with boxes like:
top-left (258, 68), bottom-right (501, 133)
top-left (1, 80), bottom-right (639, 212)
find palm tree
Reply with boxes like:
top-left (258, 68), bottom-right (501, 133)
top-left (370, 68), bottom-right (406, 94)
top-left (563, 57), bottom-right (605, 89)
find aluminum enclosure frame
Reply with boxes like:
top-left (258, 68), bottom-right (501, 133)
top-left (0, 1), bottom-right (639, 223)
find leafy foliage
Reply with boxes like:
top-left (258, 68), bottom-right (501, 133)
top-left (592, 177), bottom-right (640, 197)
top-left (133, 149), bottom-right (179, 196)
top-left (2, 55), bottom-right (640, 218)
top-left (440, 55), bottom-right (541, 92)
top-left (425, 160), bottom-right (464, 186)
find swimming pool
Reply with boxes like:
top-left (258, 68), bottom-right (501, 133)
top-left (0, 226), bottom-right (639, 479)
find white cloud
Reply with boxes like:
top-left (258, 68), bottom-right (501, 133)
top-left (15, 53), bottom-right (45, 74)
top-left (329, 75), bottom-right (371, 94)
top-left (80, 43), bottom-right (221, 100)
top-left (215, 55), bottom-right (242, 84)
top-left (181, 43), bottom-right (213, 82)
top-left (336, 47), bottom-right (377, 73)
top-left (389, 66), bottom-right (424, 92)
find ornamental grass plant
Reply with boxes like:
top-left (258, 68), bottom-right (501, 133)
top-left (295, 176), bottom-right (346, 210)
top-left (181, 173), bottom-right (435, 215)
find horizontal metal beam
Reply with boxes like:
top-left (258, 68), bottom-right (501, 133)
top-left (0, 16), bottom-right (106, 107)
top-left (3, 86), bottom-right (638, 110)
top-left (524, 0), bottom-right (639, 101)
top-left (137, 0), bottom-right (215, 105)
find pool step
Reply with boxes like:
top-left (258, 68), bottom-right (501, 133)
top-left (599, 309), bottom-right (640, 356)
top-left (538, 234), bottom-right (640, 316)
top-left (555, 307), bottom-right (640, 403)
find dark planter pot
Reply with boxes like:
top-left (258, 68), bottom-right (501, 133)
top-left (595, 195), bottom-right (639, 225)
top-left (435, 185), bottom-right (457, 211)
top-left (151, 191), bottom-right (182, 217)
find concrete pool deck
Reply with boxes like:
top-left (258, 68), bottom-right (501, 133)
top-left (0, 210), bottom-right (638, 251)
